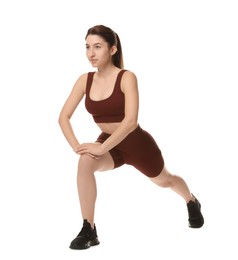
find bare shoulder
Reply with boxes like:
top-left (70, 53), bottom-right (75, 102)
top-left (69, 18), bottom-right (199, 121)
top-left (121, 70), bottom-right (138, 88)
top-left (72, 72), bottom-right (90, 93)
top-left (121, 70), bottom-right (138, 93)
top-left (122, 70), bottom-right (137, 80)
top-left (75, 72), bottom-right (88, 86)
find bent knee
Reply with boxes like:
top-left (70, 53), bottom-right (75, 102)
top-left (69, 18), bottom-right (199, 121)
top-left (78, 154), bottom-right (97, 172)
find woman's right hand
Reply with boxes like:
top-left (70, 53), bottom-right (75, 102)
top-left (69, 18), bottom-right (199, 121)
top-left (73, 144), bottom-right (99, 160)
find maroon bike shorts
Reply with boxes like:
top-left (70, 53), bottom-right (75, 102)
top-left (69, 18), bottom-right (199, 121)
top-left (96, 125), bottom-right (164, 178)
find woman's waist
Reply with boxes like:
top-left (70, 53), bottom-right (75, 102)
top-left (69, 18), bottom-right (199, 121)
top-left (97, 122), bottom-right (140, 135)
top-left (96, 122), bottom-right (121, 134)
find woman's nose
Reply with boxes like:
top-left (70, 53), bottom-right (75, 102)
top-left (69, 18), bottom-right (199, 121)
top-left (88, 49), bottom-right (95, 57)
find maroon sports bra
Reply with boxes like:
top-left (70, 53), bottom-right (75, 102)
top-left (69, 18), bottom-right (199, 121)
top-left (85, 70), bottom-right (127, 123)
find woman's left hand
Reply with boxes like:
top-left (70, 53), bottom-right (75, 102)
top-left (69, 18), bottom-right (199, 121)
top-left (75, 143), bottom-right (105, 157)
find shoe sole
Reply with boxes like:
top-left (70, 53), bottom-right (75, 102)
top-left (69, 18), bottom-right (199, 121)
top-left (189, 222), bottom-right (204, 228)
top-left (69, 238), bottom-right (100, 250)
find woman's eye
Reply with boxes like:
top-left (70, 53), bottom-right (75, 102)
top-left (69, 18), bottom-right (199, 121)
top-left (95, 45), bottom-right (101, 49)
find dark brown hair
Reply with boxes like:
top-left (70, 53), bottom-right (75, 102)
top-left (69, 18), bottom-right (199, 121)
top-left (85, 25), bottom-right (124, 69)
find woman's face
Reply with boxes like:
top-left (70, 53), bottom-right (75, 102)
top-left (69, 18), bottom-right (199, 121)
top-left (86, 34), bottom-right (116, 68)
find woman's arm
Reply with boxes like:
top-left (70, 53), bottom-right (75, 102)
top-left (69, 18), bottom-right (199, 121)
top-left (58, 73), bottom-right (87, 152)
top-left (100, 70), bottom-right (139, 152)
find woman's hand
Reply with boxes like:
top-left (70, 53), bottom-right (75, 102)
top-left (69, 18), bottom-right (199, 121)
top-left (74, 143), bottom-right (105, 158)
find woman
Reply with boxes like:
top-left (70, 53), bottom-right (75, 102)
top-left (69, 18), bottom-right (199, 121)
top-left (58, 25), bottom-right (204, 250)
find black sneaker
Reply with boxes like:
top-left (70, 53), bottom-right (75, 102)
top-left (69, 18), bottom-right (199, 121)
top-left (187, 194), bottom-right (204, 228)
top-left (69, 219), bottom-right (100, 250)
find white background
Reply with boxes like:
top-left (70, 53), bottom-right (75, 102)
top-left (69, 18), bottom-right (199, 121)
top-left (0, 0), bottom-right (237, 259)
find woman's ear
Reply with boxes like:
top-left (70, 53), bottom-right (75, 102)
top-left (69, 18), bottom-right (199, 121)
top-left (111, 46), bottom-right (117, 55)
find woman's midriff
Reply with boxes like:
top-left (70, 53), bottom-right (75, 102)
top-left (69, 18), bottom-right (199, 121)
top-left (96, 122), bottom-right (121, 134)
